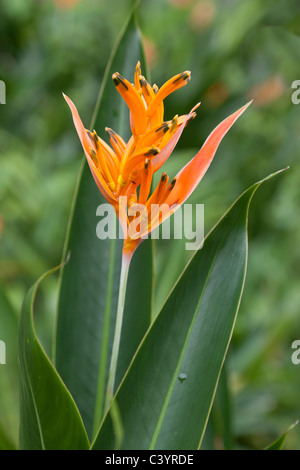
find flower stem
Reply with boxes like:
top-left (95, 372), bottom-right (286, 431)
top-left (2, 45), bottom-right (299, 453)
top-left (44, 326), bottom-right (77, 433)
top-left (92, 238), bottom-right (116, 438)
top-left (104, 251), bottom-right (131, 413)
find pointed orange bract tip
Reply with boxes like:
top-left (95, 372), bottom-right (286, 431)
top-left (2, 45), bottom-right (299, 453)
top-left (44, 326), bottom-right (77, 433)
top-left (165, 100), bottom-right (252, 208)
top-left (63, 93), bottom-right (91, 152)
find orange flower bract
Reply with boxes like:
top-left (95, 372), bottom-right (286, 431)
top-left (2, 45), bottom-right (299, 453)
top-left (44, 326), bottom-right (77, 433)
top-left (64, 62), bottom-right (251, 258)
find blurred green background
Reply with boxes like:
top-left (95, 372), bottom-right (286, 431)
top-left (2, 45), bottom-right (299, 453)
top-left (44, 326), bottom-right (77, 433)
top-left (1, 0), bottom-right (300, 450)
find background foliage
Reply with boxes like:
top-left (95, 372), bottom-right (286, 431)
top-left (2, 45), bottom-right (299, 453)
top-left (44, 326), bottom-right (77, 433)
top-left (1, 0), bottom-right (300, 449)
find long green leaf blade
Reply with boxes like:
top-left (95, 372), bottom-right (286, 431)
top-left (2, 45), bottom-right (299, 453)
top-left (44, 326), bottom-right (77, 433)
top-left (0, 285), bottom-right (19, 449)
top-left (92, 170), bottom-right (285, 450)
top-left (18, 269), bottom-right (90, 450)
top-left (265, 421), bottom-right (298, 450)
top-left (54, 4), bottom-right (153, 439)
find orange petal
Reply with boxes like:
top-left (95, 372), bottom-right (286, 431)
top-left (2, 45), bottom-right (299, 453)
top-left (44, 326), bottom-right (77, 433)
top-left (125, 102), bottom-right (251, 242)
top-left (151, 104), bottom-right (200, 172)
top-left (165, 101), bottom-right (252, 207)
top-left (138, 159), bottom-right (153, 204)
top-left (139, 75), bottom-right (164, 126)
top-left (89, 163), bottom-right (117, 206)
top-left (112, 73), bottom-right (147, 135)
top-left (105, 127), bottom-right (126, 160)
top-left (134, 61), bottom-right (142, 90)
top-left (122, 146), bottom-right (160, 181)
top-left (134, 120), bottom-right (171, 152)
top-left (63, 93), bottom-right (116, 205)
top-left (63, 93), bottom-right (92, 154)
top-left (138, 101), bottom-right (251, 239)
top-left (132, 173), bottom-right (170, 239)
top-left (146, 172), bottom-right (169, 208)
top-left (146, 71), bottom-right (191, 118)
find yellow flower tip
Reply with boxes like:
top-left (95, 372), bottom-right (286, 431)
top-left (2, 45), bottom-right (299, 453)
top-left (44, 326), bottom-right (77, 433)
top-left (169, 178), bottom-right (177, 190)
top-left (169, 115), bottom-right (179, 132)
top-left (139, 76), bottom-right (151, 96)
top-left (117, 174), bottom-right (127, 187)
top-left (147, 70), bottom-right (192, 120)
top-left (161, 172), bottom-right (168, 181)
top-left (173, 70), bottom-right (191, 85)
top-left (108, 181), bottom-right (116, 191)
top-left (144, 158), bottom-right (150, 170)
top-left (87, 128), bottom-right (99, 145)
top-left (145, 146), bottom-right (160, 157)
top-left (112, 72), bottom-right (128, 90)
top-left (105, 127), bottom-right (116, 141)
top-left (89, 148), bottom-right (98, 165)
top-left (135, 61), bottom-right (141, 75)
top-left (156, 122), bottom-right (171, 134)
top-left (93, 129), bottom-right (100, 146)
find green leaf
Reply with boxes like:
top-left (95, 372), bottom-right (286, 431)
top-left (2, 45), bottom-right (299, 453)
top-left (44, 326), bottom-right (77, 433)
top-left (54, 3), bottom-right (153, 440)
top-left (0, 285), bottom-right (19, 449)
top-left (91, 170), bottom-right (286, 450)
top-left (18, 268), bottom-right (90, 450)
top-left (201, 364), bottom-right (233, 450)
top-left (265, 421), bottom-right (298, 450)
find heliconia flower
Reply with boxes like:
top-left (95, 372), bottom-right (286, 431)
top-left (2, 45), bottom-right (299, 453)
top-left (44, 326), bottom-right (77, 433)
top-left (64, 62), bottom-right (251, 260)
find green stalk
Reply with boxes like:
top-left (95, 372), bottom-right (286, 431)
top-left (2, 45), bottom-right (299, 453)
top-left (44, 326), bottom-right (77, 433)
top-left (104, 251), bottom-right (132, 413)
top-left (92, 238), bottom-right (117, 438)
